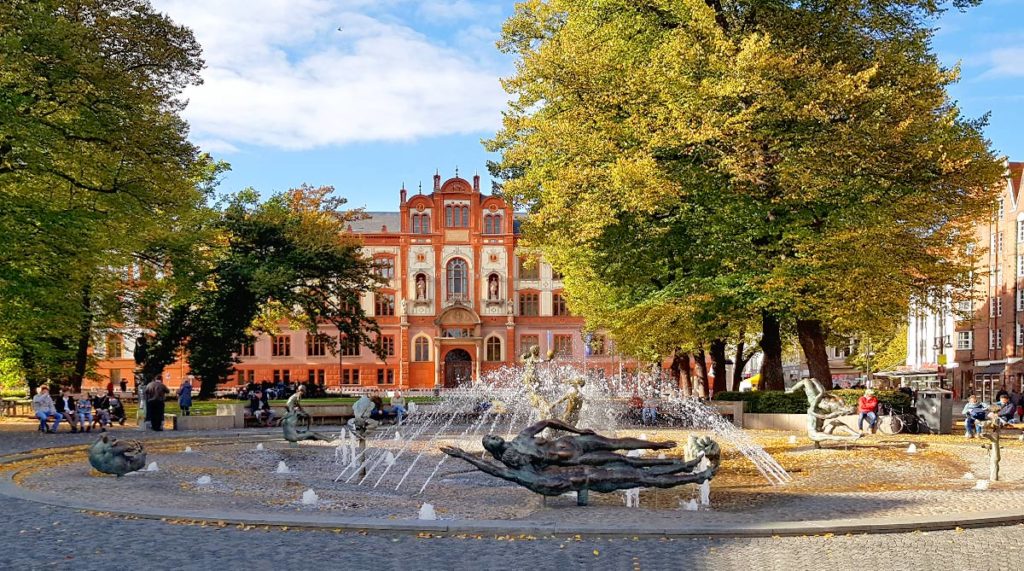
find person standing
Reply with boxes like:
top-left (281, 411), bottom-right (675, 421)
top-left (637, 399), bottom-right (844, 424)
top-left (31, 386), bottom-right (63, 433)
top-left (857, 389), bottom-right (879, 434)
top-left (144, 377), bottom-right (170, 431)
top-left (178, 376), bottom-right (194, 416)
top-left (105, 379), bottom-right (114, 397)
top-left (119, 379), bottom-right (127, 393)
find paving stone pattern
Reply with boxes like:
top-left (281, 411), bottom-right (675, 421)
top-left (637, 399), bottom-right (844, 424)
top-left (2, 422), bottom-right (1023, 570)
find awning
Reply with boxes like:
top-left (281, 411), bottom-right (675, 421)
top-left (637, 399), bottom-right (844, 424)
top-left (974, 364), bottom-right (1006, 376)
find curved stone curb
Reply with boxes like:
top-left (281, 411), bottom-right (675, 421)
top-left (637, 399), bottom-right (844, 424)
top-left (4, 438), bottom-right (1024, 538)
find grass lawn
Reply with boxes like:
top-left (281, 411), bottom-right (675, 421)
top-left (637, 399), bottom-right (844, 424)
top-left (123, 396), bottom-right (439, 417)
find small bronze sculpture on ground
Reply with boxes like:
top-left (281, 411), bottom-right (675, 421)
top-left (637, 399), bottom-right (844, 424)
top-left (441, 419), bottom-right (719, 506)
top-left (282, 410), bottom-right (330, 443)
top-left (88, 433), bottom-right (147, 477)
top-left (787, 378), bottom-right (861, 448)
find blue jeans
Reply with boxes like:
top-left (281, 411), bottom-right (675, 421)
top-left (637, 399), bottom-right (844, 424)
top-left (642, 408), bottom-right (657, 424)
top-left (858, 412), bottom-right (877, 431)
top-left (965, 413), bottom-right (986, 435)
top-left (391, 406), bottom-right (407, 424)
top-left (35, 411), bottom-right (63, 432)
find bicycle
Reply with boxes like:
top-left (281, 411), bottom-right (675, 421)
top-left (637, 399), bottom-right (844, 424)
top-left (876, 404), bottom-right (917, 435)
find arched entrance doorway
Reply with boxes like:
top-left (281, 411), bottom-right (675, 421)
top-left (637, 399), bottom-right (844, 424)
top-left (444, 349), bottom-right (472, 388)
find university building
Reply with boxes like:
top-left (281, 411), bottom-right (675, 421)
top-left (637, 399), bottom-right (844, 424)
top-left (92, 171), bottom-right (621, 390)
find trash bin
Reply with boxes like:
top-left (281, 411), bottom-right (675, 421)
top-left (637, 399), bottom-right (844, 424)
top-left (916, 389), bottom-right (953, 434)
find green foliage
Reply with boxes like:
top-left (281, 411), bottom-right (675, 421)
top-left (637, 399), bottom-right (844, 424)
top-left (713, 391), bottom-right (808, 414)
top-left (715, 388), bottom-right (912, 413)
top-left (487, 0), bottom-right (1004, 369)
top-left (0, 339), bottom-right (25, 392)
top-left (144, 185), bottom-right (383, 396)
top-left (831, 389), bottom-right (912, 411)
top-left (0, 0), bottom-right (208, 388)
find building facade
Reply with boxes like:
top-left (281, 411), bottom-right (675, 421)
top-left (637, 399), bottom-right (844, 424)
top-left (949, 161), bottom-right (1024, 400)
top-left (92, 171), bottom-right (622, 391)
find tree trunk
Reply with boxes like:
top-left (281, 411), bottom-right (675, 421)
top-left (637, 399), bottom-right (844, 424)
top-left (760, 311), bottom-right (785, 391)
top-left (797, 319), bottom-right (833, 390)
top-left (681, 352), bottom-right (693, 398)
top-left (693, 349), bottom-right (709, 399)
top-left (709, 338), bottom-right (728, 395)
top-left (70, 284), bottom-right (92, 392)
top-left (733, 333), bottom-right (757, 391)
top-left (670, 348), bottom-right (692, 398)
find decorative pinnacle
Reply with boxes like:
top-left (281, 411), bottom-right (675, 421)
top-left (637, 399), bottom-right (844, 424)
top-left (418, 181), bottom-right (423, 194)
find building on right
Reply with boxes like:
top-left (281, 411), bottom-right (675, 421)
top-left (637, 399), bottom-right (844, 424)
top-left (950, 161), bottom-right (1024, 401)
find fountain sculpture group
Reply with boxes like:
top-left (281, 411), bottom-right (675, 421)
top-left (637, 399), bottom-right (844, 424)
top-left (787, 378), bottom-right (861, 448)
top-left (441, 345), bottom-right (722, 506)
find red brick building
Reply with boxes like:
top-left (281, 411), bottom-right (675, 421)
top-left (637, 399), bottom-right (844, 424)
top-left (952, 161), bottom-right (1024, 400)
top-left (92, 171), bottom-right (623, 390)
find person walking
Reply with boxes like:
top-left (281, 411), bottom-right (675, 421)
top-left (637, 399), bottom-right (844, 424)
top-left (178, 376), bottom-right (194, 416)
top-left (144, 377), bottom-right (170, 431)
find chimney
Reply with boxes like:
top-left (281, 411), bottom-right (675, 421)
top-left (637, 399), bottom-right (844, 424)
top-left (433, 170), bottom-right (441, 191)
top-left (473, 172), bottom-right (480, 192)
top-left (399, 182), bottom-right (407, 204)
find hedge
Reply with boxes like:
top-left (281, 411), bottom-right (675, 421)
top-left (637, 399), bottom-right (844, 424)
top-left (714, 389), bottom-right (912, 414)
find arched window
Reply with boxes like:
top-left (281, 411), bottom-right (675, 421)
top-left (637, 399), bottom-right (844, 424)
top-left (484, 214), bottom-right (502, 235)
top-left (447, 258), bottom-right (468, 300)
top-left (486, 336), bottom-right (502, 362)
top-left (419, 213), bottom-right (430, 233)
top-left (414, 336), bottom-right (430, 362)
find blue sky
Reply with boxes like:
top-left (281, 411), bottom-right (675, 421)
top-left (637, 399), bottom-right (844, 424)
top-left (152, 0), bottom-right (1024, 211)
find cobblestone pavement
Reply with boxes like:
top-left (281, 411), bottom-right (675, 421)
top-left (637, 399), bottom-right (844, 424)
top-left (2, 421), bottom-right (1024, 570)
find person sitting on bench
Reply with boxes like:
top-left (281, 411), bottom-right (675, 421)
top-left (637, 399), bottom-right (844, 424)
top-left (249, 389), bottom-right (274, 427)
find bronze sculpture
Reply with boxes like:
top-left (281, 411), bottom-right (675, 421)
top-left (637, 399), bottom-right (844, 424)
top-left (88, 433), bottom-right (147, 477)
top-left (441, 419), bottom-right (719, 505)
top-left (787, 378), bottom-right (862, 448)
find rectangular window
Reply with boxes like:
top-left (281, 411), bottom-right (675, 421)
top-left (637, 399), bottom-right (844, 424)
top-left (272, 335), bottom-right (291, 357)
top-left (379, 335), bottom-right (395, 357)
top-left (376, 368), bottom-right (395, 385)
top-left (1019, 220), bottom-right (1024, 243)
top-left (273, 370), bottom-right (281, 383)
top-left (553, 334), bottom-right (573, 357)
top-left (106, 335), bottom-right (123, 358)
top-left (991, 297), bottom-right (996, 318)
top-left (551, 268), bottom-right (564, 281)
top-left (239, 340), bottom-right (256, 357)
top-left (307, 369), bottom-right (326, 384)
top-left (414, 338), bottom-right (430, 362)
top-left (519, 293), bottom-right (539, 316)
top-left (991, 328), bottom-right (1003, 350)
top-left (341, 368), bottom-right (360, 385)
top-left (589, 334), bottom-right (606, 356)
top-left (999, 198), bottom-right (1005, 220)
top-left (282, 370), bottom-right (291, 383)
top-left (958, 298), bottom-right (973, 314)
top-left (306, 334), bottom-right (327, 357)
top-left (375, 293), bottom-right (395, 316)
top-left (247, 370), bottom-right (255, 383)
top-left (999, 232), bottom-right (1005, 253)
top-left (1018, 323), bottom-right (1024, 347)
top-left (518, 257), bottom-right (540, 280)
top-left (1018, 290), bottom-right (1024, 312)
top-left (957, 331), bottom-right (973, 350)
top-left (340, 335), bottom-right (360, 357)
top-left (374, 258), bottom-right (395, 279)
top-left (998, 297), bottom-right (1004, 317)
top-left (520, 335), bottom-right (539, 352)
top-left (1018, 255), bottom-right (1024, 277)
top-left (552, 293), bottom-right (570, 316)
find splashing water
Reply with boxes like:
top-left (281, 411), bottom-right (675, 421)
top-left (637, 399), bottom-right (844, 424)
top-left (328, 364), bottom-right (789, 496)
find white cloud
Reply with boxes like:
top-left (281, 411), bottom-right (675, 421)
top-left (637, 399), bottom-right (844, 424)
top-left (982, 47), bottom-right (1024, 78)
top-left (153, 0), bottom-right (508, 151)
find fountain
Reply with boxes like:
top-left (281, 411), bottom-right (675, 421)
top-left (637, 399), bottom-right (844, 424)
top-left (787, 378), bottom-right (861, 448)
top-left (301, 489), bottom-right (318, 505)
top-left (276, 461), bottom-right (291, 474)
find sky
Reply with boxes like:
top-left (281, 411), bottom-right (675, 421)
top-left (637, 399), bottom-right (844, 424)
top-left (151, 0), bottom-right (1024, 211)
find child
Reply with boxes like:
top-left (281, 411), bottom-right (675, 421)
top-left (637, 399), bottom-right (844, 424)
top-left (76, 393), bottom-right (94, 432)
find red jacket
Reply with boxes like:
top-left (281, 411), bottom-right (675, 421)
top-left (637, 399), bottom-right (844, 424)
top-left (858, 395), bottom-right (878, 413)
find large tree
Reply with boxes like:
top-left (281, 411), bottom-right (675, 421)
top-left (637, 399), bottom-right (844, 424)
top-left (142, 186), bottom-right (386, 397)
top-left (0, 0), bottom-right (208, 390)
top-left (488, 0), bottom-right (1003, 389)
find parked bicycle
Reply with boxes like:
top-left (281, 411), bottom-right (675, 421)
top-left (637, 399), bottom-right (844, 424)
top-left (876, 403), bottom-right (918, 435)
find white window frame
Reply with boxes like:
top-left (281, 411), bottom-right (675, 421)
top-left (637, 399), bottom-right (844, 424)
top-left (957, 331), bottom-right (972, 350)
